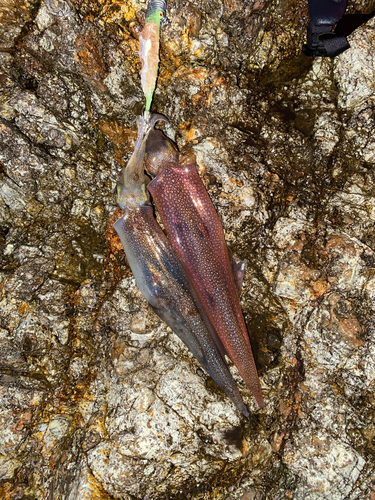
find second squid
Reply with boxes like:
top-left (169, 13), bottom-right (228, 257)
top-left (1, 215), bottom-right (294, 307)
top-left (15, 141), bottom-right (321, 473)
top-left (145, 115), bottom-right (265, 408)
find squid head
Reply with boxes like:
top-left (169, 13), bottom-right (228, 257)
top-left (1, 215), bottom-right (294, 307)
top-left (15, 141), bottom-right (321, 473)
top-left (115, 114), bottom-right (150, 210)
top-left (145, 119), bottom-right (178, 176)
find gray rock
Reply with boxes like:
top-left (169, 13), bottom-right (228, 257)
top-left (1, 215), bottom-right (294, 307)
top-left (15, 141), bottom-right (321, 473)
top-left (1, 0), bottom-right (375, 499)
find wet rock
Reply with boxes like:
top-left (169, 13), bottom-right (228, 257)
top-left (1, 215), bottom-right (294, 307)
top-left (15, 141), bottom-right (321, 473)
top-left (1, 0), bottom-right (375, 499)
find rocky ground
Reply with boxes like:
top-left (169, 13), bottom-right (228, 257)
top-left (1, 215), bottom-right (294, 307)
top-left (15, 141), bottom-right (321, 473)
top-left (1, 0), bottom-right (375, 498)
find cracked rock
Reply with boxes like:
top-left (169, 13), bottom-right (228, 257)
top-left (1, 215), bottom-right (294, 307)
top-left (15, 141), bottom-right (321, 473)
top-left (1, 0), bottom-right (375, 499)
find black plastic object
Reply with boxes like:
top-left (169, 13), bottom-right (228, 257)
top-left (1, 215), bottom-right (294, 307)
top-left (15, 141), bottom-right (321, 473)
top-left (303, 0), bottom-right (349, 58)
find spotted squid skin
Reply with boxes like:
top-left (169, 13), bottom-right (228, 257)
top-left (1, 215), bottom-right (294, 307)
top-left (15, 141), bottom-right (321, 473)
top-left (148, 163), bottom-right (265, 408)
top-left (114, 205), bottom-right (249, 417)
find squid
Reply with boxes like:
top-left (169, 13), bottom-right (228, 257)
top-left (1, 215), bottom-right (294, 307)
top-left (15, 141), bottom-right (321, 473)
top-left (145, 116), bottom-right (265, 408)
top-left (113, 114), bottom-right (249, 417)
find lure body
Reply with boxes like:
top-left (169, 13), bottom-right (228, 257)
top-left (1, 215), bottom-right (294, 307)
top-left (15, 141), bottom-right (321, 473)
top-left (114, 115), bottom-right (249, 416)
top-left (139, 1), bottom-right (166, 111)
top-left (146, 124), bottom-right (265, 408)
top-left (139, 22), bottom-right (160, 111)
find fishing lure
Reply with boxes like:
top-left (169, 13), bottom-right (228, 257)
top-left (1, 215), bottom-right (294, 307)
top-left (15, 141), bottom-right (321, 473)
top-left (145, 116), bottom-right (265, 408)
top-left (114, 114), bottom-right (249, 417)
top-left (139, 0), bottom-right (166, 112)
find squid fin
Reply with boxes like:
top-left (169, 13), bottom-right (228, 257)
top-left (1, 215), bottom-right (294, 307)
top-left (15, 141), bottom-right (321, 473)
top-left (227, 246), bottom-right (246, 297)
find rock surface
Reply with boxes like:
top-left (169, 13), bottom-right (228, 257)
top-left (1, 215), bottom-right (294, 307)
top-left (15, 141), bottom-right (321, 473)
top-left (1, 0), bottom-right (375, 498)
